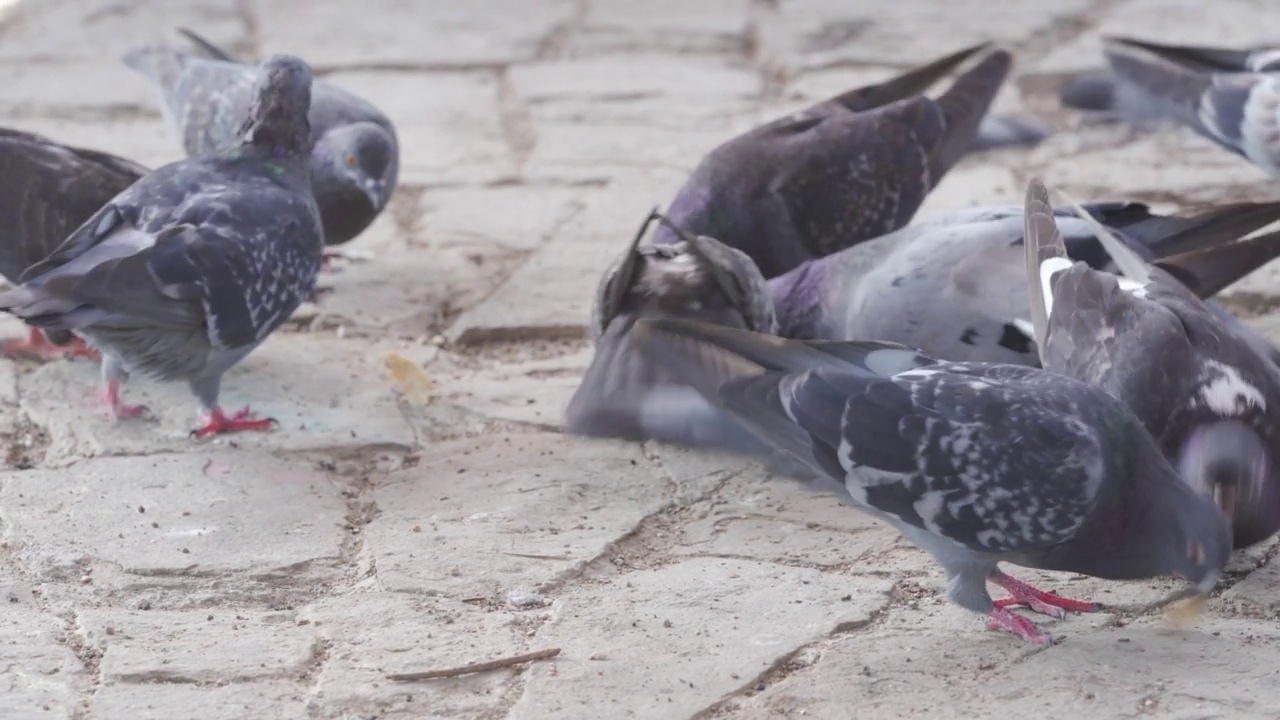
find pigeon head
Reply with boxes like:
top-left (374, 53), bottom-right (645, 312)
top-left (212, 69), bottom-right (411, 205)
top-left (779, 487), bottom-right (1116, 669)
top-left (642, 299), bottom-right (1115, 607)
top-left (1132, 442), bottom-right (1234, 595)
top-left (236, 53), bottom-right (313, 159)
top-left (590, 210), bottom-right (776, 341)
top-left (312, 121), bottom-right (399, 244)
top-left (1177, 419), bottom-right (1270, 546)
top-left (1164, 487), bottom-right (1234, 596)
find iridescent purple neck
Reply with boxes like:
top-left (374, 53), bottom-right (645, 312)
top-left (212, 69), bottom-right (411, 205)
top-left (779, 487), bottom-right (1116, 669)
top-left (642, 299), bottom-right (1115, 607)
top-left (652, 184), bottom-right (713, 246)
top-left (767, 259), bottom-right (830, 340)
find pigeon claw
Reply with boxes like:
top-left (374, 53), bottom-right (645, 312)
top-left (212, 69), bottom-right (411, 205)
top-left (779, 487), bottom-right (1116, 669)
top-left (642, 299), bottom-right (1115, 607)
top-left (101, 381), bottom-right (149, 421)
top-left (190, 405), bottom-right (279, 439)
top-left (991, 570), bottom-right (1101, 617)
top-left (985, 605), bottom-right (1054, 646)
top-left (0, 329), bottom-right (101, 362)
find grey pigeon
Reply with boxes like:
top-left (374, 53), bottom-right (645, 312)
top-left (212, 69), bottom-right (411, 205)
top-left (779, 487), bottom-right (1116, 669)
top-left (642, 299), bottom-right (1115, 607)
top-left (628, 317), bottom-right (1230, 645)
top-left (0, 128), bottom-right (148, 361)
top-left (652, 42), bottom-right (1014, 279)
top-left (0, 54), bottom-right (324, 439)
top-left (123, 28), bottom-right (398, 258)
top-left (767, 200), bottom-right (1280, 365)
top-left (1025, 179), bottom-right (1280, 548)
top-left (970, 113), bottom-right (1052, 152)
top-left (566, 210), bottom-right (776, 452)
top-left (565, 202), bottom-right (1280, 451)
top-left (1062, 37), bottom-right (1280, 175)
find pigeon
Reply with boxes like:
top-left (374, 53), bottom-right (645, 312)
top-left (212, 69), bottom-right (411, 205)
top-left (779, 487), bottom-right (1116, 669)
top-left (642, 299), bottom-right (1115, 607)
top-left (565, 202), bottom-right (1280, 451)
top-left (627, 317), bottom-right (1231, 644)
top-left (767, 200), bottom-right (1280, 366)
top-left (122, 28), bottom-right (398, 259)
top-left (1062, 37), bottom-right (1280, 175)
top-left (565, 209), bottom-right (776, 452)
top-left (1025, 179), bottom-right (1280, 549)
top-left (651, 42), bottom-right (1014, 279)
top-left (970, 112), bottom-right (1052, 152)
top-left (0, 54), bottom-right (324, 439)
top-left (0, 128), bottom-right (150, 361)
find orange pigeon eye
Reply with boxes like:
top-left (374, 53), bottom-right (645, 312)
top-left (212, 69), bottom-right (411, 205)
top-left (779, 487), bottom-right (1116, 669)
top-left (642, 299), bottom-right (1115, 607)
top-left (345, 154), bottom-right (357, 166)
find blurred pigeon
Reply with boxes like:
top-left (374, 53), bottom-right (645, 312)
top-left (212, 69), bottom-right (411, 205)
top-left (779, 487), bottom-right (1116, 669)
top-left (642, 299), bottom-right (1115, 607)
top-left (971, 112), bottom-right (1052, 152)
top-left (123, 28), bottom-right (398, 261)
top-left (1026, 179), bottom-right (1280, 548)
top-left (566, 201), bottom-right (1280, 451)
top-left (652, 42), bottom-right (1014, 279)
top-left (0, 54), bottom-right (324, 438)
top-left (629, 317), bottom-right (1230, 644)
top-left (1062, 37), bottom-right (1280, 175)
top-left (566, 210), bottom-right (775, 451)
top-left (0, 128), bottom-right (150, 361)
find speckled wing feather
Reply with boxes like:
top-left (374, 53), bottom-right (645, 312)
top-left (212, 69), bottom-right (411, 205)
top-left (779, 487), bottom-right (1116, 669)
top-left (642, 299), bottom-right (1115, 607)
top-left (634, 318), bottom-right (1109, 554)
top-left (808, 363), bottom-right (1106, 553)
top-left (0, 128), bottom-right (146, 283)
top-left (19, 159), bottom-right (321, 351)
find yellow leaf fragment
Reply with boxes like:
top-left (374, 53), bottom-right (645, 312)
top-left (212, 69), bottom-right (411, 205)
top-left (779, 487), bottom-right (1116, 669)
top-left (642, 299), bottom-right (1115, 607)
top-left (385, 352), bottom-right (435, 405)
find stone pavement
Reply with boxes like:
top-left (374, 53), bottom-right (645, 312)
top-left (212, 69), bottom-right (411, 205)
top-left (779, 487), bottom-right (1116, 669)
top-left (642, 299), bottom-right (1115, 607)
top-left (1, 0), bottom-right (1280, 718)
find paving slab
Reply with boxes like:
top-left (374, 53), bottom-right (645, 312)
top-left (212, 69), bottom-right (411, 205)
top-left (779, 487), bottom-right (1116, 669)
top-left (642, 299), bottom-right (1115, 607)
top-left (299, 593), bottom-right (528, 719)
top-left (90, 681), bottom-right (309, 720)
top-left (570, 0), bottom-right (752, 56)
top-left (727, 613), bottom-right (1280, 720)
top-left (757, 0), bottom-right (1096, 70)
top-left (0, 608), bottom-right (81, 720)
top-left (364, 432), bottom-right (668, 599)
top-left (321, 69), bottom-right (520, 187)
top-left (509, 557), bottom-right (892, 720)
top-left (80, 608), bottom-right (318, 683)
top-left (251, 0), bottom-right (578, 68)
top-left (0, 0), bottom-right (242, 63)
top-left (0, 451), bottom-right (346, 586)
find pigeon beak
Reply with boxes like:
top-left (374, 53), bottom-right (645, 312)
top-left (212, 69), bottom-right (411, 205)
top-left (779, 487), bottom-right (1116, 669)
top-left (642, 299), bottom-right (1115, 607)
top-left (1213, 481), bottom-right (1238, 530)
top-left (362, 178), bottom-right (386, 210)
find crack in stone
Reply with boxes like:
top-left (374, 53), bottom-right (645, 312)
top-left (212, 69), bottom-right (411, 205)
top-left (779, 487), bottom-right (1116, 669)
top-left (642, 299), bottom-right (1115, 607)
top-left (535, 0), bottom-right (588, 60)
top-left (496, 68), bottom-right (538, 176)
top-left (687, 605), bottom-right (890, 720)
top-left (235, 0), bottom-right (261, 58)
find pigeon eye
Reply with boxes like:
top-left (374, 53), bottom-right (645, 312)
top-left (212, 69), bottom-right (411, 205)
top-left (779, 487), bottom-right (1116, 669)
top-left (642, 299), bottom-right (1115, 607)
top-left (345, 154), bottom-right (357, 166)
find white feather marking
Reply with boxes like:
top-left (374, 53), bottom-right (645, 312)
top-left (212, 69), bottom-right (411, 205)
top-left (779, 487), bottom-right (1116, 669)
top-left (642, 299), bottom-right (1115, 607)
top-left (1196, 360), bottom-right (1267, 415)
top-left (1010, 319), bottom-right (1035, 342)
top-left (1038, 256), bottom-right (1073, 319)
top-left (913, 491), bottom-right (948, 537)
top-left (1116, 276), bottom-right (1149, 298)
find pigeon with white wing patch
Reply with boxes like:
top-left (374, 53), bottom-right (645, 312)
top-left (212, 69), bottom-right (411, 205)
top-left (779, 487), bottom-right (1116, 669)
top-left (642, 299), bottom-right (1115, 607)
top-left (1025, 179), bottom-right (1280, 548)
